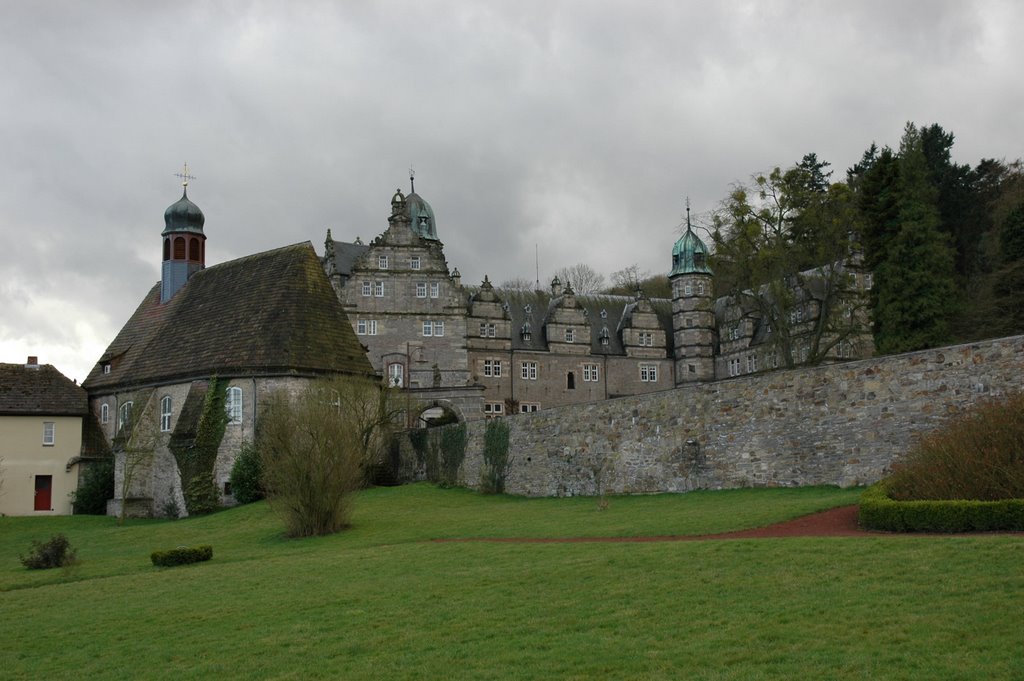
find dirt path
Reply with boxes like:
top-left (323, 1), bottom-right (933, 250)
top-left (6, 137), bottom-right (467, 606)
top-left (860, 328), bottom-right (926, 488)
top-left (431, 505), bottom-right (1021, 543)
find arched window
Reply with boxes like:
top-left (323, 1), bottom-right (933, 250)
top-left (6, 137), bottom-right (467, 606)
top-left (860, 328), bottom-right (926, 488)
top-left (100, 403), bottom-right (109, 424)
top-left (159, 395), bottom-right (172, 432)
top-left (118, 401), bottom-right (133, 431)
top-left (173, 237), bottom-right (186, 259)
top-left (566, 372), bottom-right (576, 390)
top-left (225, 387), bottom-right (243, 424)
top-left (388, 363), bottom-right (404, 387)
top-left (163, 238), bottom-right (170, 260)
top-left (189, 238), bottom-right (200, 261)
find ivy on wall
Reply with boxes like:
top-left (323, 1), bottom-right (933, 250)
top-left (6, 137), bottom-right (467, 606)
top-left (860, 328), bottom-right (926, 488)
top-left (481, 419), bottom-right (511, 494)
top-left (417, 423), bottom-right (466, 488)
top-left (170, 377), bottom-right (229, 515)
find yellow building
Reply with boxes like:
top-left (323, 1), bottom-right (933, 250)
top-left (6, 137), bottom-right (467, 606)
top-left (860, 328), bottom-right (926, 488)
top-left (0, 358), bottom-right (89, 515)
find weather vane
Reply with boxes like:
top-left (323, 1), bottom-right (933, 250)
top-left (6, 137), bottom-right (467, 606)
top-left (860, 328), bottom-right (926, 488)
top-left (174, 162), bottom-right (196, 188)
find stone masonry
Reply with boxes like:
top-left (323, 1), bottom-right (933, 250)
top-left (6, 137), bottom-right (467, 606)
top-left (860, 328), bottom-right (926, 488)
top-left (452, 334), bottom-right (1024, 496)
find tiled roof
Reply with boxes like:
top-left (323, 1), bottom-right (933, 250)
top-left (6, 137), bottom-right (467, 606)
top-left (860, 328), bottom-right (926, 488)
top-left (84, 242), bottom-right (374, 392)
top-left (0, 363), bottom-right (88, 416)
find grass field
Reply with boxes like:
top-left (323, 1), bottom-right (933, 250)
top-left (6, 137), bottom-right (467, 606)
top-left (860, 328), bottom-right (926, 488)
top-left (2, 484), bottom-right (1022, 680)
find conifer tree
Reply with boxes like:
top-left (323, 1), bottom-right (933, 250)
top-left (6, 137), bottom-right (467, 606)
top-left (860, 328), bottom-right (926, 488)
top-left (872, 123), bottom-right (959, 354)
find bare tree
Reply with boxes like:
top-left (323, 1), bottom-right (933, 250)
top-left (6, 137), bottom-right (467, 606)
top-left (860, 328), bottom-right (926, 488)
top-left (552, 263), bottom-right (606, 294)
top-left (258, 377), bottom-right (395, 537)
top-left (609, 264), bottom-right (646, 293)
top-left (116, 400), bottom-right (156, 525)
top-left (499, 276), bottom-right (536, 291)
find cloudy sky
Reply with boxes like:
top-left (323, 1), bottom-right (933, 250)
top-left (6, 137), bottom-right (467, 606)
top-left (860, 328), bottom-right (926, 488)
top-left (2, 1), bottom-right (1021, 382)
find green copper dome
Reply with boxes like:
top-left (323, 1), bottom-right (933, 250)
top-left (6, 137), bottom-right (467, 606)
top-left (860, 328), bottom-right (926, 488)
top-left (162, 188), bottom-right (206, 236)
top-left (669, 227), bottom-right (712, 276)
top-left (405, 191), bottom-right (438, 241)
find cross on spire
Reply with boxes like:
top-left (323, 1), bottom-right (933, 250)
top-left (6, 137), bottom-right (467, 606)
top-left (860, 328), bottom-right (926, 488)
top-left (174, 162), bottom-right (196, 188)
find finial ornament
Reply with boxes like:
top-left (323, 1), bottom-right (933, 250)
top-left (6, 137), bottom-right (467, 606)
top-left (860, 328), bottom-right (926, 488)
top-left (409, 166), bottom-right (415, 194)
top-left (686, 196), bottom-right (691, 230)
top-left (174, 162), bottom-right (196, 188)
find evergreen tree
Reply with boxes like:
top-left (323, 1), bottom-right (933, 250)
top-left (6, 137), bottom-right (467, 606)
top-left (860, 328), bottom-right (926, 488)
top-left (872, 123), bottom-right (959, 354)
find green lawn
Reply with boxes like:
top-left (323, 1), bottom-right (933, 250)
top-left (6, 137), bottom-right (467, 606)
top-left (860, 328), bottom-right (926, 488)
top-left (2, 484), bottom-right (1022, 680)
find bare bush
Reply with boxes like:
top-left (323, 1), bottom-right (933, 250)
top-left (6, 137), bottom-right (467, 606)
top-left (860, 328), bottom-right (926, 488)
top-left (258, 377), bottom-right (394, 537)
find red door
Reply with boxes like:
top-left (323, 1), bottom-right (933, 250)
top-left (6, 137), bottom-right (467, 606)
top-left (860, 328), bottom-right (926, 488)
top-left (34, 475), bottom-right (52, 511)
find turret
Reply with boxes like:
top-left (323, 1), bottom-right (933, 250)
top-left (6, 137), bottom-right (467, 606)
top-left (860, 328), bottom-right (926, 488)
top-left (669, 200), bottom-right (715, 382)
top-left (160, 164), bottom-right (206, 303)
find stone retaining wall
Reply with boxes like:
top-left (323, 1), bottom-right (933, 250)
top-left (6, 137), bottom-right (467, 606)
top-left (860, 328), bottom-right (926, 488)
top-left (454, 335), bottom-right (1024, 496)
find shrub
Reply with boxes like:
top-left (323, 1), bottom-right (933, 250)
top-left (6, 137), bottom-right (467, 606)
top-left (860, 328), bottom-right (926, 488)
top-left (229, 441), bottom-right (264, 504)
top-left (859, 482), bottom-right (1024, 532)
top-left (72, 457), bottom-right (114, 515)
top-left (481, 419), bottom-right (511, 494)
top-left (150, 545), bottom-right (213, 567)
top-left (259, 377), bottom-right (395, 537)
top-left (438, 423), bottom-right (467, 488)
top-left (887, 392), bottom-right (1024, 501)
top-left (20, 534), bottom-right (79, 570)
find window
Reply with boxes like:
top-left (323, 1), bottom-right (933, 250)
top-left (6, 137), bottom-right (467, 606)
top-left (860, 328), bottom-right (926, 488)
top-left (416, 282), bottom-right (427, 298)
top-left (688, 363), bottom-right (696, 374)
top-left (770, 353), bottom-right (779, 368)
top-left (479, 322), bottom-right (496, 337)
top-left (729, 325), bottom-right (740, 341)
top-left (729, 358), bottom-right (741, 377)
top-left (361, 281), bottom-right (372, 296)
top-left (410, 256), bottom-right (421, 270)
top-left (388, 363), bottom-right (404, 387)
top-left (583, 364), bottom-right (599, 382)
top-left (42, 421), bottom-right (55, 446)
top-left (520, 403), bottom-right (540, 413)
top-left (864, 273), bottom-right (873, 288)
top-left (483, 359), bottom-right (502, 377)
top-left (565, 328), bottom-right (575, 343)
top-left (160, 395), bottom-right (172, 432)
top-left (521, 361), bottom-right (538, 380)
top-left (378, 255), bottom-right (389, 269)
top-left (118, 401), bottom-right (133, 431)
top-left (684, 281), bottom-right (692, 296)
top-left (566, 372), bottom-right (576, 389)
top-left (697, 281), bottom-right (705, 295)
top-left (357, 319), bottom-right (377, 335)
top-left (685, 317), bottom-right (693, 328)
top-left (434, 321), bottom-right (444, 336)
top-left (100, 403), bottom-right (109, 424)
top-left (374, 281), bottom-right (384, 297)
top-left (103, 363), bottom-right (111, 374)
top-left (638, 332), bottom-right (653, 346)
top-left (640, 364), bottom-right (658, 382)
top-left (423, 320), bottom-right (444, 337)
top-left (226, 387), bottom-right (242, 424)
top-left (747, 355), bottom-right (758, 373)
top-left (173, 237), bottom-right (185, 259)
top-left (483, 402), bottom-right (504, 418)
top-left (189, 238), bottom-right (200, 261)
top-left (430, 282), bottom-right (440, 298)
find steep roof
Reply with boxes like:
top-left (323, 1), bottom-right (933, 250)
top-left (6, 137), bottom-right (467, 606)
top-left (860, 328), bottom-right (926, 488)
top-left (0, 363), bottom-right (88, 416)
top-left (84, 242), bottom-right (374, 392)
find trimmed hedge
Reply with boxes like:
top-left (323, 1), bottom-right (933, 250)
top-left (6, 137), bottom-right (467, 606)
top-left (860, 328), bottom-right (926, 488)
top-left (151, 545), bottom-right (213, 567)
top-left (859, 482), bottom-right (1024, 533)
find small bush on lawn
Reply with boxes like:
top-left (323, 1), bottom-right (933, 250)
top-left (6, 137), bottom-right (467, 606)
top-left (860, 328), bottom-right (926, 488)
top-left (151, 545), bottom-right (213, 567)
top-left (887, 392), bottom-right (1024, 501)
top-left (20, 534), bottom-right (79, 570)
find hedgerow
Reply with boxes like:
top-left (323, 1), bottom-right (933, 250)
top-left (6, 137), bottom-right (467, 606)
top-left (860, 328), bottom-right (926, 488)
top-left (859, 482), bottom-right (1024, 532)
top-left (150, 545), bottom-right (213, 567)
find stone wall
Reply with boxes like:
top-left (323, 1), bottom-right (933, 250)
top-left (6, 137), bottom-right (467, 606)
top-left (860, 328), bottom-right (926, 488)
top-left (454, 335), bottom-right (1024, 496)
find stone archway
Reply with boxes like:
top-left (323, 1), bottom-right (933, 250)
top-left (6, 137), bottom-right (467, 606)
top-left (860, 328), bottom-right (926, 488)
top-left (413, 400), bottom-right (464, 428)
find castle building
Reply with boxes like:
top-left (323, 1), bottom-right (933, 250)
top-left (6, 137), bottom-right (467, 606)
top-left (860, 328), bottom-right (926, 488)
top-left (84, 177), bottom-right (374, 517)
top-left (324, 181), bottom-right (873, 420)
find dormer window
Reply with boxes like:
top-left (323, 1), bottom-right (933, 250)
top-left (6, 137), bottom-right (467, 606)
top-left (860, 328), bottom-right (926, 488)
top-left (521, 322), bottom-right (532, 342)
top-left (599, 326), bottom-right (610, 346)
top-left (102, 363), bottom-right (111, 375)
top-left (378, 255), bottom-right (389, 269)
top-left (565, 328), bottom-right (575, 343)
top-left (410, 256), bottom-right (421, 270)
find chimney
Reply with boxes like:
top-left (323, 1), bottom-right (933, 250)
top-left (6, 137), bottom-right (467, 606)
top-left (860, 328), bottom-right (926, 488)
top-left (26, 356), bottom-right (39, 368)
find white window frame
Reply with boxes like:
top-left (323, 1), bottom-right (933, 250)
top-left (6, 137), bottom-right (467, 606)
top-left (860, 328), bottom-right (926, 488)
top-left (583, 363), bottom-right (599, 382)
top-left (357, 319), bottom-right (378, 336)
top-left (747, 355), bottom-right (758, 373)
top-left (410, 255), bottom-right (421, 270)
top-left (374, 281), bottom-right (384, 297)
top-left (697, 281), bottom-right (705, 295)
top-left (42, 421), bottom-right (55, 446)
top-left (378, 255), bottom-right (389, 269)
top-left (361, 281), bottom-right (371, 297)
top-left (684, 281), bottom-right (692, 296)
top-left (118, 401), bottom-right (133, 431)
top-left (416, 282), bottom-right (427, 298)
top-left (483, 402), bottom-right (505, 417)
top-left (160, 395), bottom-right (172, 432)
top-left (639, 331), bottom-right (653, 347)
top-left (520, 403), bottom-right (540, 413)
top-left (100, 403), bottom-right (109, 424)
top-left (521, 361), bottom-right (538, 380)
top-left (640, 363), bottom-right (658, 382)
top-left (103, 364), bottom-right (111, 374)
top-left (387, 362), bottom-right (404, 388)
top-left (565, 328), bottom-right (575, 343)
top-left (483, 359), bottom-right (502, 377)
top-left (430, 282), bottom-right (440, 298)
top-left (433, 321), bottom-right (444, 337)
top-left (226, 386), bottom-right (243, 424)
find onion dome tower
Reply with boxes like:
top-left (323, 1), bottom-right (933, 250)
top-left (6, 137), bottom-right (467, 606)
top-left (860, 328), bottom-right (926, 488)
top-left (404, 172), bottom-right (439, 240)
top-left (670, 199), bottom-right (715, 382)
top-left (160, 164), bottom-right (206, 303)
